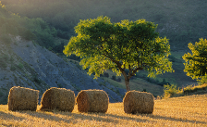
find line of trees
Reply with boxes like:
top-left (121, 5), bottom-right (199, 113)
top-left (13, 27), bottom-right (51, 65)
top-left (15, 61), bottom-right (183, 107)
top-left (1, 0), bottom-right (207, 51)
top-left (0, 2), bottom-right (65, 53)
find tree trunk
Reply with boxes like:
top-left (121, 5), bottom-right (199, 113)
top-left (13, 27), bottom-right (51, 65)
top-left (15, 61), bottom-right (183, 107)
top-left (124, 77), bottom-right (130, 92)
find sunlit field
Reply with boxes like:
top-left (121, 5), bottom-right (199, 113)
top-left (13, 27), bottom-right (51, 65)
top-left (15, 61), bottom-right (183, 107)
top-left (0, 94), bottom-right (207, 127)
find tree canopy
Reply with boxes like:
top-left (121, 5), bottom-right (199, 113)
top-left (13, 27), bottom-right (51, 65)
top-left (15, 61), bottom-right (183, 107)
top-left (63, 16), bottom-right (173, 91)
top-left (182, 38), bottom-right (207, 84)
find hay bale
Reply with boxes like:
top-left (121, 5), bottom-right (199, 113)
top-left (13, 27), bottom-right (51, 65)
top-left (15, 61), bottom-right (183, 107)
top-left (123, 90), bottom-right (154, 114)
top-left (76, 89), bottom-right (109, 113)
top-left (8, 86), bottom-right (39, 111)
top-left (40, 87), bottom-right (75, 112)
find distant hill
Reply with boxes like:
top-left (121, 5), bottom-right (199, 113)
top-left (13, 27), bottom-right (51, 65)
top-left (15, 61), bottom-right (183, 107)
top-left (1, 0), bottom-right (207, 51)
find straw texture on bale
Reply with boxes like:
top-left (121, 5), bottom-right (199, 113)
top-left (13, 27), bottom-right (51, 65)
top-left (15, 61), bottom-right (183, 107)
top-left (76, 89), bottom-right (109, 113)
top-left (123, 90), bottom-right (154, 114)
top-left (8, 86), bottom-right (39, 111)
top-left (40, 87), bottom-right (75, 112)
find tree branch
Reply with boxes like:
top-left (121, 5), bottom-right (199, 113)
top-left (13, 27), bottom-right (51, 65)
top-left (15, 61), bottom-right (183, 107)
top-left (128, 67), bottom-right (143, 79)
top-left (129, 65), bottom-right (132, 76)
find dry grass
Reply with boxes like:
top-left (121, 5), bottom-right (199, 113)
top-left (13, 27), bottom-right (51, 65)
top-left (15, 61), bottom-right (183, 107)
top-left (0, 94), bottom-right (207, 126)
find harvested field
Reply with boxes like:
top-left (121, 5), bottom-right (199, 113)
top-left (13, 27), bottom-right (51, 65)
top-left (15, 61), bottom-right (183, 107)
top-left (0, 94), bottom-right (207, 126)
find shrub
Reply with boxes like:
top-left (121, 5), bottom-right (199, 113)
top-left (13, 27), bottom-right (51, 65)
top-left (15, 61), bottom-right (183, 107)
top-left (198, 75), bottom-right (207, 85)
top-left (184, 84), bottom-right (207, 94)
top-left (103, 72), bottom-right (109, 78)
top-left (17, 63), bottom-right (24, 69)
top-left (117, 78), bottom-right (121, 82)
top-left (163, 84), bottom-right (179, 98)
top-left (0, 34), bottom-right (12, 45)
top-left (33, 75), bottom-right (41, 84)
top-left (111, 75), bottom-right (116, 80)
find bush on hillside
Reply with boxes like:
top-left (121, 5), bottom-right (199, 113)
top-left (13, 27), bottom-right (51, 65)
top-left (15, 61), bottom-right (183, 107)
top-left (111, 75), bottom-right (116, 81)
top-left (163, 83), bottom-right (207, 98)
top-left (183, 84), bottom-right (207, 94)
top-left (103, 72), bottom-right (109, 78)
top-left (198, 75), bottom-right (207, 85)
top-left (0, 34), bottom-right (12, 45)
top-left (163, 84), bottom-right (179, 98)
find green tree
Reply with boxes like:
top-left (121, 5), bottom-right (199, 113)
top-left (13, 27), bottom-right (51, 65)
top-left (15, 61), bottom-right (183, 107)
top-left (63, 16), bottom-right (173, 91)
top-left (182, 38), bottom-right (207, 84)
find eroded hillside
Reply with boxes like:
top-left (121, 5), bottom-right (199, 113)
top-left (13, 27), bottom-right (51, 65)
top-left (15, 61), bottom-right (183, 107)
top-left (0, 36), bottom-right (126, 104)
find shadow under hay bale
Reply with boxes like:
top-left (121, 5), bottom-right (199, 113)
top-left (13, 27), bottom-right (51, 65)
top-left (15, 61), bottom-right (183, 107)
top-left (123, 90), bottom-right (154, 114)
top-left (76, 89), bottom-right (109, 113)
top-left (40, 87), bottom-right (75, 112)
top-left (8, 86), bottom-right (39, 111)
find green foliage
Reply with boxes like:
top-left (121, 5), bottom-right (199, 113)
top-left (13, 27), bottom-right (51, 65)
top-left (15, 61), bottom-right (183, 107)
top-left (33, 75), bottom-right (41, 84)
top-left (64, 16), bottom-right (173, 90)
top-left (182, 38), bottom-right (207, 83)
top-left (198, 75), bottom-right (207, 85)
top-left (2, 0), bottom-right (207, 52)
top-left (17, 63), bottom-right (24, 70)
top-left (111, 75), bottom-right (116, 81)
top-left (163, 84), bottom-right (179, 98)
top-left (103, 72), bottom-right (109, 78)
top-left (64, 16), bottom-right (173, 78)
top-left (19, 28), bottom-right (36, 41)
top-left (164, 83), bottom-right (207, 98)
top-left (17, 17), bottom-right (57, 48)
top-left (0, 2), bottom-right (58, 51)
top-left (0, 54), bottom-right (9, 69)
top-left (183, 84), bottom-right (207, 94)
top-left (1, 0), bottom-right (207, 62)
top-left (0, 34), bottom-right (12, 45)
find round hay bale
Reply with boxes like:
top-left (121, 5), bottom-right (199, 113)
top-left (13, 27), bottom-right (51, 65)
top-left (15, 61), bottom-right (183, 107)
top-left (76, 89), bottom-right (109, 113)
top-left (8, 86), bottom-right (39, 111)
top-left (123, 90), bottom-right (154, 114)
top-left (40, 87), bottom-right (75, 112)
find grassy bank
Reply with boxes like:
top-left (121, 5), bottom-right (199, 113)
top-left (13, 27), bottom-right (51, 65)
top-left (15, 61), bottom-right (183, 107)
top-left (163, 84), bottom-right (207, 98)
